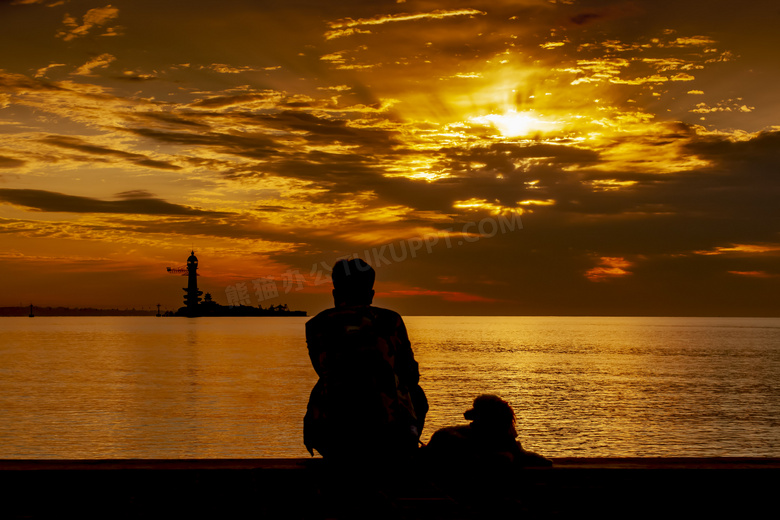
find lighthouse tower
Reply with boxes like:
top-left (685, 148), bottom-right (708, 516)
top-left (183, 250), bottom-right (203, 316)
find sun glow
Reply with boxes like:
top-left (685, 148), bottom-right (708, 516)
top-left (470, 110), bottom-right (560, 138)
top-left (453, 198), bottom-right (524, 215)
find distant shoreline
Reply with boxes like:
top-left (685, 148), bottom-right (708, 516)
top-left (0, 306), bottom-right (308, 317)
top-left (0, 306), bottom-right (156, 317)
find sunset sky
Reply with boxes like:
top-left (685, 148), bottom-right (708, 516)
top-left (1, 0), bottom-right (778, 316)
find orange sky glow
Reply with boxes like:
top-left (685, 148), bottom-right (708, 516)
top-left (1, 0), bottom-right (778, 316)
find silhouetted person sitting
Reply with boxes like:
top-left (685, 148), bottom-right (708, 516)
top-left (304, 258), bottom-right (428, 463)
top-left (425, 395), bottom-right (552, 470)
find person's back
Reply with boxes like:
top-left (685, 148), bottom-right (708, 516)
top-left (304, 259), bottom-right (427, 461)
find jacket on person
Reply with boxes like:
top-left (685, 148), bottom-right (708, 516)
top-left (304, 304), bottom-right (428, 459)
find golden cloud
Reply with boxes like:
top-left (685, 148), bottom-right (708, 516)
top-left (695, 244), bottom-right (780, 255)
top-left (56, 5), bottom-right (120, 42)
top-left (34, 63), bottom-right (66, 79)
top-left (72, 54), bottom-right (116, 76)
top-left (325, 8), bottom-right (486, 39)
top-left (691, 100), bottom-right (755, 113)
top-left (669, 36), bottom-right (716, 47)
top-left (728, 271), bottom-right (776, 278)
top-left (585, 257), bottom-right (632, 282)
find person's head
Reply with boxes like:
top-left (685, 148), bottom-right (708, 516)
top-left (331, 258), bottom-right (375, 306)
top-left (464, 394), bottom-right (518, 439)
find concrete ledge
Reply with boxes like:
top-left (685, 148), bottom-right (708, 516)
top-left (2, 458), bottom-right (778, 519)
top-left (4, 456), bottom-right (779, 470)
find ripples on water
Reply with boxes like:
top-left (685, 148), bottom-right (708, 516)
top-left (1, 316), bottom-right (778, 458)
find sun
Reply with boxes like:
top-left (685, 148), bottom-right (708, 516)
top-left (469, 110), bottom-right (560, 138)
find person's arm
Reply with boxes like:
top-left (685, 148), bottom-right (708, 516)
top-left (305, 318), bottom-right (326, 377)
top-left (393, 315), bottom-right (420, 385)
top-left (393, 314), bottom-right (428, 432)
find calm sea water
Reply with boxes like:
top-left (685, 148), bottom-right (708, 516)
top-left (1, 316), bottom-right (778, 459)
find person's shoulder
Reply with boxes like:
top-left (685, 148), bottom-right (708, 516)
top-left (306, 305), bottom-right (373, 327)
top-left (306, 307), bottom-right (338, 328)
top-left (307, 307), bottom-right (337, 320)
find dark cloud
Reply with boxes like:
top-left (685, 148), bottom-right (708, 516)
top-left (97, 214), bottom-right (313, 251)
top-left (265, 152), bottom-right (382, 185)
top-left (189, 93), bottom-right (280, 109)
top-left (0, 155), bottom-right (25, 168)
top-left (126, 127), bottom-right (280, 160)
top-left (40, 135), bottom-right (182, 170)
top-left (130, 112), bottom-right (211, 128)
top-left (323, 142), bottom-right (597, 213)
top-left (685, 130), bottom-right (780, 165)
top-left (134, 159), bottom-right (182, 170)
top-left (255, 205), bottom-right (286, 212)
top-left (439, 142), bottom-right (601, 171)
top-left (122, 108), bottom-right (403, 178)
top-left (258, 110), bottom-right (401, 148)
top-left (0, 71), bottom-right (65, 93)
top-left (112, 74), bottom-right (158, 82)
top-left (570, 13), bottom-right (601, 25)
top-left (41, 135), bottom-right (142, 159)
top-left (114, 190), bottom-right (156, 199)
top-left (0, 189), bottom-right (230, 216)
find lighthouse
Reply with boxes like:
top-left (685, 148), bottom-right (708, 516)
top-left (183, 250), bottom-right (203, 316)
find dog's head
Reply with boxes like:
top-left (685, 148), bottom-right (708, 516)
top-left (464, 394), bottom-right (517, 439)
